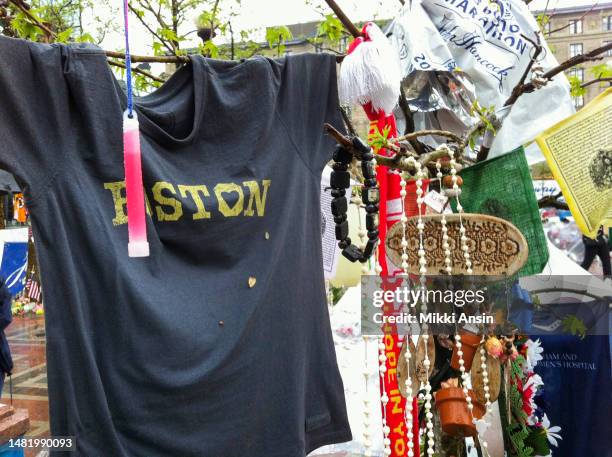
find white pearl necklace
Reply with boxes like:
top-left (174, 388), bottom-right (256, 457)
top-left (436, 160), bottom-right (453, 274)
top-left (442, 146), bottom-right (473, 275)
top-left (399, 174), bottom-right (415, 457)
top-left (404, 159), bottom-right (436, 456)
top-left (439, 145), bottom-right (490, 455)
top-left (363, 335), bottom-right (373, 457)
top-left (379, 337), bottom-right (392, 456)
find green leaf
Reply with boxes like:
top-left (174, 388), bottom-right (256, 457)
top-left (159, 27), bottom-right (180, 43)
top-left (266, 26), bottom-right (293, 55)
top-left (152, 42), bottom-right (164, 56)
top-left (78, 32), bottom-right (95, 43)
top-left (56, 27), bottom-right (73, 43)
top-left (199, 41), bottom-right (219, 58)
top-left (368, 125), bottom-right (392, 150)
top-left (317, 14), bottom-right (344, 44)
top-left (568, 76), bottom-right (586, 97)
top-left (590, 63), bottom-right (612, 79)
top-left (561, 315), bottom-right (587, 339)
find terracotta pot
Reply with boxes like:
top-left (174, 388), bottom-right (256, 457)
top-left (450, 332), bottom-right (482, 371)
top-left (435, 387), bottom-right (485, 437)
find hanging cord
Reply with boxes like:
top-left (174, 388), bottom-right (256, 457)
top-left (122, 0), bottom-right (134, 117)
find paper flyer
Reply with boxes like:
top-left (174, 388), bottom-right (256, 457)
top-left (321, 167), bottom-right (345, 279)
top-left (536, 88), bottom-right (612, 238)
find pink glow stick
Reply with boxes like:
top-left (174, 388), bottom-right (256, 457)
top-left (123, 110), bottom-right (150, 257)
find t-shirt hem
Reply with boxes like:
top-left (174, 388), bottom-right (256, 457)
top-left (305, 426), bottom-right (353, 455)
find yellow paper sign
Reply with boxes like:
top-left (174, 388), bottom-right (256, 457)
top-left (536, 88), bottom-right (612, 238)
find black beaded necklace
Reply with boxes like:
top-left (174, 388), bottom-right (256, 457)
top-left (330, 136), bottom-right (380, 263)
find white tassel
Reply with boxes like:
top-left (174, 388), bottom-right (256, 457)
top-left (339, 23), bottom-right (401, 115)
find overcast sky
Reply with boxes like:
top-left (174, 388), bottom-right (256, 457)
top-left (103, 0), bottom-right (597, 55)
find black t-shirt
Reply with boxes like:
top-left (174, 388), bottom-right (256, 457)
top-left (0, 36), bottom-right (351, 456)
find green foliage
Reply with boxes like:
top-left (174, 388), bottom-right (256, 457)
top-left (368, 125), bottom-right (393, 150)
top-left (507, 356), bottom-right (534, 457)
top-left (509, 422), bottom-right (534, 457)
top-left (77, 32), bottom-right (95, 43)
top-left (266, 26), bottom-right (293, 57)
top-left (196, 11), bottom-right (215, 31)
top-left (471, 101), bottom-right (496, 132)
top-left (590, 63), bottom-right (612, 82)
top-left (159, 27), bottom-right (181, 44)
top-left (561, 315), bottom-right (587, 339)
top-left (536, 13), bottom-right (551, 34)
top-left (524, 427), bottom-right (551, 456)
top-left (199, 40), bottom-right (219, 59)
top-left (10, 11), bottom-right (45, 41)
top-left (330, 286), bottom-right (346, 305)
top-left (56, 28), bottom-right (73, 43)
top-left (317, 14), bottom-right (344, 44)
top-left (569, 76), bottom-right (586, 97)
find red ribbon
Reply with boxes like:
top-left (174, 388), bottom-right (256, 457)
top-left (345, 26), bottom-right (420, 454)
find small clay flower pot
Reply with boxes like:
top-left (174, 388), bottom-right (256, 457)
top-left (450, 332), bottom-right (482, 371)
top-left (435, 387), bottom-right (485, 437)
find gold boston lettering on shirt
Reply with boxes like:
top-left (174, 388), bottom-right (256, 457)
top-left (104, 182), bottom-right (128, 226)
top-left (178, 185), bottom-right (211, 220)
top-left (104, 181), bottom-right (152, 226)
top-left (214, 183), bottom-right (244, 217)
top-left (243, 180), bottom-right (271, 217)
top-left (153, 182), bottom-right (183, 221)
top-left (103, 180), bottom-right (271, 225)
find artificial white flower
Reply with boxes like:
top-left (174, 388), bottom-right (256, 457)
top-left (525, 339), bottom-right (544, 372)
top-left (542, 414), bottom-right (562, 447)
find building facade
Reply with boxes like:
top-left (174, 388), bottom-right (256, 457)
top-left (535, 2), bottom-right (612, 108)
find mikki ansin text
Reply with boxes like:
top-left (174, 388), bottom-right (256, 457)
top-left (372, 312), bottom-right (494, 325)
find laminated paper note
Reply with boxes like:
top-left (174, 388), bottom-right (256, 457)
top-left (321, 167), bottom-right (355, 279)
top-left (536, 88), bottom-right (612, 238)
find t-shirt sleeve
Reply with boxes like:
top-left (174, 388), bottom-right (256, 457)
top-left (0, 36), bottom-right (71, 200)
top-left (277, 53), bottom-right (346, 175)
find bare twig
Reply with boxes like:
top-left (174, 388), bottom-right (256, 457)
top-left (397, 129), bottom-right (464, 145)
top-left (324, 123), bottom-right (465, 176)
top-left (546, 2), bottom-right (598, 35)
top-left (128, 4), bottom-right (176, 56)
top-left (528, 42), bottom-right (612, 89)
top-left (538, 192), bottom-right (569, 210)
top-left (477, 41), bottom-right (612, 162)
top-left (504, 34), bottom-right (543, 107)
top-left (581, 77), bottom-right (612, 88)
top-left (107, 59), bottom-right (165, 83)
top-left (398, 86), bottom-right (427, 155)
top-left (322, 0), bottom-right (362, 38)
top-left (104, 50), bottom-right (189, 63)
top-left (529, 288), bottom-right (608, 302)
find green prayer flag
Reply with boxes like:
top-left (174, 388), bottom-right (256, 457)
top-left (453, 147), bottom-right (549, 276)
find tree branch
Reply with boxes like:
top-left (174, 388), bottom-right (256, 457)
top-left (476, 41), bottom-right (612, 162)
top-left (538, 192), bottom-right (569, 210)
top-left (8, 0), bottom-right (55, 39)
top-left (104, 50), bottom-right (189, 63)
top-left (324, 123), bottom-right (465, 176)
top-left (398, 86), bottom-right (427, 155)
top-left (546, 2), bottom-right (598, 35)
top-left (527, 42), bottom-right (612, 90)
top-left (581, 77), bottom-right (612, 88)
top-left (136, 0), bottom-right (170, 33)
top-left (504, 34), bottom-right (543, 107)
top-left (323, 0), bottom-right (362, 38)
top-left (107, 59), bottom-right (165, 83)
top-left (128, 4), bottom-right (175, 56)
